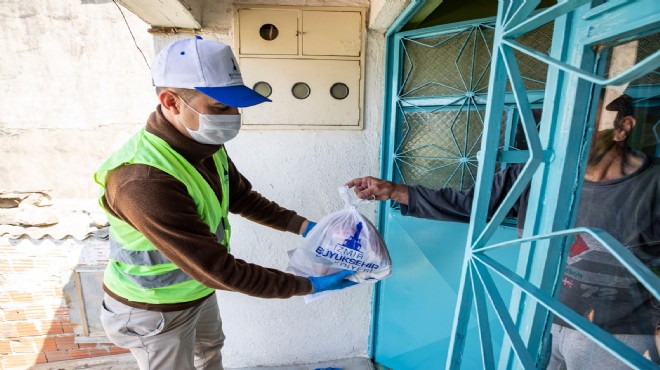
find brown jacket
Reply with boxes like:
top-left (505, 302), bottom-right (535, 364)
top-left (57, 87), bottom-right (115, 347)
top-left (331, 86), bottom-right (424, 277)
top-left (102, 106), bottom-right (313, 311)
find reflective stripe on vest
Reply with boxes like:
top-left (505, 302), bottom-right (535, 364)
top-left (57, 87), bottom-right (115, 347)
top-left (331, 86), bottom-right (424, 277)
top-left (109, 223), bottom-right (225, 289)
top-left (117, 263), bottom-right (193, 289)
top-left (95, 129), bottom-right (231, 304)
top-left (109, 238), bottom-right (172, 266)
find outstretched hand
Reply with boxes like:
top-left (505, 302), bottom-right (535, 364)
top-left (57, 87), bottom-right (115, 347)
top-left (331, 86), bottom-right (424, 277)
top-left (308, 270), bottom-right (357, 294)
top-left (345, 176), bottom-right (409, 205)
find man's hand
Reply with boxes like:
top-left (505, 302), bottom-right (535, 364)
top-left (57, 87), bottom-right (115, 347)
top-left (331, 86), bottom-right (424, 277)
top-left (308, 270), bottom-right (357, 294)
top-left (345, 176), bottom-right (409, 205)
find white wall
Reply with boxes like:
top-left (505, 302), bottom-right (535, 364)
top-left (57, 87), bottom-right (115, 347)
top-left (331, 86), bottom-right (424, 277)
top-left (218, 30), bottom-right (384, 366)
top-left (0, 0), bottom-right (387, 367)
top-left (0, 0), bottom-right (154, 198)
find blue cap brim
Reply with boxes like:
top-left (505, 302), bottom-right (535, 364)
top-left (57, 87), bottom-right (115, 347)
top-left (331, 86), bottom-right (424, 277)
top-left (195, 85), bottom-right (271, 108)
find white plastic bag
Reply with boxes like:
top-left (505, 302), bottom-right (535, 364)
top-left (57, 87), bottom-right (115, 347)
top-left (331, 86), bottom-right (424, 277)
top-left (288, 186), bottom-right (392, 302)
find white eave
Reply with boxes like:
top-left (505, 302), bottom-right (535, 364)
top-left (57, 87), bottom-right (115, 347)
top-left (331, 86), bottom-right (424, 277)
top-left (116, 0), bottom-right (202, 29)
top-left (115, 0), bottom-right (410, 32)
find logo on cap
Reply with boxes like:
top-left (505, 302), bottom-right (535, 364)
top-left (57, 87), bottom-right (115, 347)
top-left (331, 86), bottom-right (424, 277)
top-left (228, 57), bottom-right (241, 80)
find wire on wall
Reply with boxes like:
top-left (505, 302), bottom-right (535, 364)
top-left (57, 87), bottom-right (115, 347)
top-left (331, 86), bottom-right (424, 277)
top-left (112, 0), bottom-right (151, 70)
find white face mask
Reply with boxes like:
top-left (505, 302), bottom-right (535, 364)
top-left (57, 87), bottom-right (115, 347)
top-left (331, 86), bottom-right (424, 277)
top-left (176, 97), bottom-right (241, 145)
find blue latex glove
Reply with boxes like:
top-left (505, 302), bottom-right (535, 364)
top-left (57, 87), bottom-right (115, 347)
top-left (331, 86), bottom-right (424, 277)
top-left (308, 270), bottom-right (357, 294)
top-left (314, 368), bottom-right (342, 370)
top-left (302, 221), bottom-right (317, 237)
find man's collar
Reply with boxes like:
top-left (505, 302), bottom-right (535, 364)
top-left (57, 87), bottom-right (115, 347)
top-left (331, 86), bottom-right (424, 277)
top-left (145, 105), bottom-right (222, 164)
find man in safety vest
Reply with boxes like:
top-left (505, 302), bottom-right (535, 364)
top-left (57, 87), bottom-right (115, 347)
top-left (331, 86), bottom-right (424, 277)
top-left (95, 37), bottom-right (355, 370)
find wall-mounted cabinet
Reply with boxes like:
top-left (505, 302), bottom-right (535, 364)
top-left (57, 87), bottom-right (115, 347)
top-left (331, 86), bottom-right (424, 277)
top-left (235, 6), bottom-right (366, 129)
top-left (238, 9), bottom-right (299, 55)
top-left (240, 58), bottom-right (360, 127)
top-left (302, 10), bottom-right (362, 57)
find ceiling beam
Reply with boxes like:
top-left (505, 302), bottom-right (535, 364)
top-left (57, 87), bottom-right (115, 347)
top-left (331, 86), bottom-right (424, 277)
top-left (116, 0), bottom-right (202, 29)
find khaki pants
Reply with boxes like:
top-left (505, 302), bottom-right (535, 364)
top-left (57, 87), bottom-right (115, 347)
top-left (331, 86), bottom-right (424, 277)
top-left (547, 324), bottom-right (659, 370)
top-left (100, 293), bottom-right (225, 370)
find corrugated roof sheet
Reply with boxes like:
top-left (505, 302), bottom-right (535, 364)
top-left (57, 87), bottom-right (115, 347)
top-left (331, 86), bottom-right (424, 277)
top-left (0, 196), bottom-right (109, 241)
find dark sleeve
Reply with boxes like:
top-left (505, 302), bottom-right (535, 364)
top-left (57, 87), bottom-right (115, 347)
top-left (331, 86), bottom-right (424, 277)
top-left (401, 164), bottom-right (526, 223)
top-left (226, 157), bottom-right (305, 234)
top-left (104, 164), bottom-right (313, 298)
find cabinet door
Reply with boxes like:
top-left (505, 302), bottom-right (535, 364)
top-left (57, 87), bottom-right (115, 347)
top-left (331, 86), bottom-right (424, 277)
top-left (240, 58), bottom-right (361, 127)
top-left (302, 11), bottom-right (362, 57)
top-left (239, 9), bottom-right (298, 55)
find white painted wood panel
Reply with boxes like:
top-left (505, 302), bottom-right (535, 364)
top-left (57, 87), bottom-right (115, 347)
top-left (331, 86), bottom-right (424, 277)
top-left (303, 11), bottom-right (362, 57)
top-left (238, 9), bottom-right (299, 55)
top-left (241, 58), bottom-right (361, 128)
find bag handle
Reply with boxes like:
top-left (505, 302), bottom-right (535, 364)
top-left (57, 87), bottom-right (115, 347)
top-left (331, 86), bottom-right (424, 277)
top-left (338, 185), bottom-right (373, 208)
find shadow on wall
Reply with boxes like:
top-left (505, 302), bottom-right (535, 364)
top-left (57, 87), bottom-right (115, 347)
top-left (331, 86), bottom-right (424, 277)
top-left (0, 191), bottom-right (129, 370)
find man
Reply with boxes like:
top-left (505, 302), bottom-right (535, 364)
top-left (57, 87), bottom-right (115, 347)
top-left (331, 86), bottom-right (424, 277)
top-left (95, 37), bottom-right (354, 370)
top-left (347, 93), bottom-right (659, 369)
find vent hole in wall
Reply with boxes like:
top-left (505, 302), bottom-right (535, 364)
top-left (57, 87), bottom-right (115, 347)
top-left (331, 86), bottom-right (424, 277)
top-left (330, 83), bottom-right (349, 100)
top-left (253, 81), bottom-right (272, 97)
top-left (292, 82), bottom-right (311, 99)
top-left (259, 24), bottom-right (279, 41)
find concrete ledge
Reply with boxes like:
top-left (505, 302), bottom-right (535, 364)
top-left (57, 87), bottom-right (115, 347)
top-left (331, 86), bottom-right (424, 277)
top-left (31, 355), bottom-right (374, 370)
top-left (235, 357), bottom-right (375, 370)
top-left (31, 354), bottom-right (138, 370)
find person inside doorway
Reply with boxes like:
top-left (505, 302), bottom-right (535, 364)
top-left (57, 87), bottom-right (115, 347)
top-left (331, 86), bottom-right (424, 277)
top-left (346, 91), bottom-right (660, 369)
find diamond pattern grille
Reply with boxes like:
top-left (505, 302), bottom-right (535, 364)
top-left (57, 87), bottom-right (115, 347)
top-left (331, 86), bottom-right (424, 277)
top-left (413, 3), bottom-right (660, 370)
top-left (396, 107), bottom-right (484, 190)
top-left (396, 23), bottom-right (550, 191)
top-left (402, 31), bottom-right (475, 97)
top-left (401, 23), bottom-right (553, 100)
top-left (510, 22), bottom-right (554, 91)
top-left (475, 28), bottom-right (496, 92)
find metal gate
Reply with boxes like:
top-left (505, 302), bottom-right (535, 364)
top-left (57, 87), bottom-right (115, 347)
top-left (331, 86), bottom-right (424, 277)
top-left (373, 1), bottom-right (660, 369)
top-left (372, 14), bottom-right (552, 370)
top-left (447, 1), bottom-right (660, 369)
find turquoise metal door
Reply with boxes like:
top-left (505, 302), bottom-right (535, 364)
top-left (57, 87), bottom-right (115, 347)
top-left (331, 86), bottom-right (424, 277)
top-left (373, 1), bottom-right (660, 369)
top-left (374, 217), bottom-right (515, 368)
top-left (443, 1), bottom-right (660, 370)
top-left (371, 18), bottom-right (553, 369)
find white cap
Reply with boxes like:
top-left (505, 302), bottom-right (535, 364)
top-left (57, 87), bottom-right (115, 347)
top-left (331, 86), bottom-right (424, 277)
top-left (151, 36), bottom-right (270, 107)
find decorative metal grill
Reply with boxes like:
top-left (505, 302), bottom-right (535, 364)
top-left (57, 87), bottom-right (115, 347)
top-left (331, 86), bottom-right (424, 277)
top-left (443, 1), bottom-right (660, 369)
top-left (397, 107), bottom-right (484, 190)
top-left (378, 1), bottom-right (659, 368)
top-left (510, 22), bottom-right (554, 91)
top-left (394, 22), bottom-right (552, 196)
top-left (400, 26), bottom-right (496, 98)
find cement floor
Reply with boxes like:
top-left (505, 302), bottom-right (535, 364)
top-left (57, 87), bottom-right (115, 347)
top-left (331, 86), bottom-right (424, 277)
top-left (32, 354), bottom-right (375, 370)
